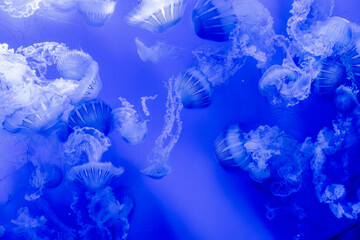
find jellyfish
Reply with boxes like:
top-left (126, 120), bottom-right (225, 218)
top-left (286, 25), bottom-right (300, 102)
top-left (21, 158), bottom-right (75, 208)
top-left (77, 0), bottom-right (116, 27)
top-left (334, 86), bottom-right (358, 113)
top-left (57, 50), bottom-right (102, 103)
top-left (313, 58), bottom-right (346, 96)
top-left (258, 65), bottom-right (312, 106)
top-left (143, 77), bottom-right (183, 179)
top-left (192, 0), bottom-right (275, 53)
top-left (0, 225), bottom-right (4, 238)
top-left (213, 125), bottom-right (250, 169)
top-left (127, 0), bottom-right (187, 33)
top-left (63, 127), bottom-right (111, 165)
top-left (135, 38), bottom-right (178, 63)
top-left (68, 161), bottom-right (124, 191)
top-left (11, 207), bottom-right (47, 239)
top-left (68, 99), bottom-right (113, 135)
top-left (175, 67), bottom-right (213, 109)
top-left (112, 97), bottom-right (148, 145)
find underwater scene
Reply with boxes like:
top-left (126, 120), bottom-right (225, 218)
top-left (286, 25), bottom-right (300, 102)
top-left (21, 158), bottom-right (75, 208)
top-left (1, 0), bottom-right (360, 239)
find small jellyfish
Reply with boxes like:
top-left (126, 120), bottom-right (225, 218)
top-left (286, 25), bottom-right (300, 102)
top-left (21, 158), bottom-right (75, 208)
top-left (135, 38), bottom-right (178, 63)
top-left (0, 0), bottom-right (43, 17)
top-left (64, 127), bottom-right (111, 165)
top-left (143, 77), bottom-right (183, 179)
top-left (68, 162), bottom-right (124, 191)
top-left (313, 58), bottom-right (346, 96)
top-left (334, 86), bottom-right (358, 113)
top-left (127, 0), bottom-right (187, 33)
top-left (192, 0), bottom-right (274, 43)
top-left (112, 97), bottom-right (148, 145)
top-left (77, 0), bottom-right (116, 27)
top-left (213, 125), bottom-right (250, 170)
top-left (175, 67), bottom-right (213, 109)
top-left (68, 99), bottom-right (113, 135)
top-left (258, 65), bottom-right (312, 106)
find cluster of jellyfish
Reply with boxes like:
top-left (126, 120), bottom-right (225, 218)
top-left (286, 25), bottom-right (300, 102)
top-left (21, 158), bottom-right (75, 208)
top-left (2, 0), bottom-right (360, 238)
top-left (0, 42), bottom-right (138, 239)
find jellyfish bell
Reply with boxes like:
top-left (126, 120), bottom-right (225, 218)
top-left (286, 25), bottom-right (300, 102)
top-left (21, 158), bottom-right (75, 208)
top-left (68, 99), bottom-right (113, 135)
top-left (127, 0), bottom-right (187, 33)
top-left (192, 0), bottom-right (273, 42)
top-left (77, 0), bottom-right (116, 27)
top-left (41, 164), bottom-right (63, 188)
top-left (315, 16), bottom-right (352, 54)
top-left (112, 107), bottom-right (148, 145)
top-left (214, 125), bottom-right (250, 170)
top-left (175, 67), bottom-right (213, 109)
top-left (313, 58), bottom-right (346, 96)
top-left (334, 85), bottom-right (358, 113)
top-left (67, 162), bottom-right (124, 192)
top-left (57, 50), bottom-right (92, 80)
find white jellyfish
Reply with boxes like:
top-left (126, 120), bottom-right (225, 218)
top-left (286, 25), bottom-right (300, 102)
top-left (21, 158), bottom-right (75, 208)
top-left (135, 38), bottom-right (178, 63)
top-left (213, 125), bottom-right (250, 170)
top-left (127, 0), bottom-right (187, 33)
top-left (68, 161), bottom-right (124, 191)
top-left (112, 97), bottom-right (148, 145)
top-left (143, 77), bottom-right (183, 179)
top-left (64, 127), bottom-right (111, 165)
top-left (77, 0), bottom-right (116, 26)
top-left (57, 50), bottom-right (102, 103)
top-left (46, 0), bottom-right (77, 12)
top-left (11, 207), bottom-right (47, 239)
top-left (259, 65), bottom-right (312, 106)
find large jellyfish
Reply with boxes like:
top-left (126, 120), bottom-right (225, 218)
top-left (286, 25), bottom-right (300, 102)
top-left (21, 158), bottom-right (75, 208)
top-left (77, 0), bottom-right (116, 27)
top-left (135, 38), bottom-right (178, 63)
top-left (287, 0), bottom-right (353, 57)
top-left (112, 97), bottom-right (148, 145)
top-left (143, 77), bottom-right (183, 179)
top-left (127, 0), bottom-right (187, 33)
top-left (175, 67), bottom-right (213, 109)
top-left (68, 99), bottom-right (113, 135)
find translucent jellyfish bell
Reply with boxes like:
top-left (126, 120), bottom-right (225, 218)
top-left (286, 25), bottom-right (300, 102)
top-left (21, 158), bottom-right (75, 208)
top-left (68, 161), bottom-right (124, 191)
top-left (313, 58), bottom-right (346, 95)
top-left (214, 125), bottom-right (250, 170)
top-left (175, 67), bottom-right (213, 109)
top-left (68, 99), bottom-right (113, 135)
top-left (258, 65), bottom-right (312, 106)
top-left (192, 0), bottom-right (274, 43)
top-left (192, 0), bottom-right (237, 42)
top-left (127, 0), bottom-right (187, 33)
top-left (57, 50), bottom-right (92, 80)
top-left (46, 0), bottom-right (77, 12)
top-left (112, 97), bottom-right (148, 145)
top-left (77, 0), bottom-right (116, 27)
top-left (334, 85), bottom-right (358, 113)
top-left (57, 50), bottom-right (102, 103)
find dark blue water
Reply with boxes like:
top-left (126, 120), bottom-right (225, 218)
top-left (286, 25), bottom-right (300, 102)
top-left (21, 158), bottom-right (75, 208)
top-left (1, 0), bottom-right (360, 239)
